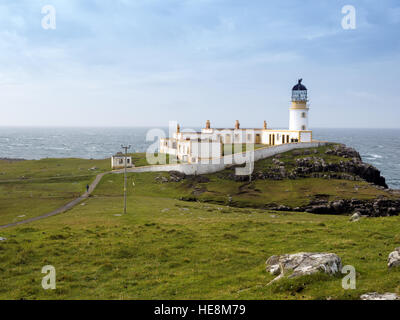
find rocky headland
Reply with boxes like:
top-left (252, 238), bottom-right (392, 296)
top-left (158, 144), bottom-right (400, 217)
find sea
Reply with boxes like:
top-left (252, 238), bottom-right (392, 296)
top-left (0, 127), bottom-right (399, 189)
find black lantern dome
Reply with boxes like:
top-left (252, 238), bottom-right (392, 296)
top-left (292, 78), bottom-right (307, 101)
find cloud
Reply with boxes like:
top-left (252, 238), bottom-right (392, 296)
top-left (0, 0), bottom-right (399, 127)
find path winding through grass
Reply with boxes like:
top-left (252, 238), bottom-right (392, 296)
top-left (0, 172), bottom-right (109, 229)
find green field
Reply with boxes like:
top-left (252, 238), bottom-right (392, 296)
top-left (0, 147), bottom-right (399, 299)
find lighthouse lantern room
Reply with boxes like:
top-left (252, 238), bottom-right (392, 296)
top-left (289, 78), bottom-right (309, 131)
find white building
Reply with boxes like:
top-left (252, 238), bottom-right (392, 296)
top-left (160, 79), bottom-right (313, 163)
top-left (111, 152), bottom-right (133, 169)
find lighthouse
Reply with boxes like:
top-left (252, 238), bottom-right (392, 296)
top-left (289, 79), bottom-right (309, 131)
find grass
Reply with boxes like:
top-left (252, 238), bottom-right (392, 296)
top-left (130, 152), bottom-right (181, 166)
top-left (0, 146), bottom-right (399, 299)
top-left (222, 143), bottom-right (265, 156)
top-left (0, 154), bottom-right (155, 225)
top-left (0, 158), bottom-right (111, 226)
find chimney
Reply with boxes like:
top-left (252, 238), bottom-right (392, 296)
top-left (177, 124), bottom-right (180, 133)
top-left (263, 120), bottom-right (267, 129)
top-left (235, 120), bottom-right (240, 129)
top-left (206, 120), bottom-right (211, 129)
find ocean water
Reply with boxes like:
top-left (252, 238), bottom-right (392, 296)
top-left (0, 127), bottom-right (399, 189)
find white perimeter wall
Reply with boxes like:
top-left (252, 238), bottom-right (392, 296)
top-left (115, 141), bottom-right (328, 176)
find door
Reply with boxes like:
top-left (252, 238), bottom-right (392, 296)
top-left (255, 134), bottom-right (261, 144)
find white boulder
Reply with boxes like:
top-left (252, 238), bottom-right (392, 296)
top-left (350, 212), bottom-right (361, 222)
top-left (388, 247), bottom-right (400, 268)
top-left (360, 292), bottom-right (399, 300)
top-left (266, 252), bottom-right (342, 284)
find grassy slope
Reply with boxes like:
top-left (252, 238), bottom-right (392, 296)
top-left (0, 158), bottom-right (110, 225)
top-left (0, 146), bottom-right (399, 299)
top-left (0, 154), bottom-right (155, 225)
top-left (148, 145), bottom-right (391, 208)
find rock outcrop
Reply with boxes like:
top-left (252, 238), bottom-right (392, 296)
top-left (388, 247), bottom-right (400, 269)
top-left (267, 198), bottom-right (400, 217)
top-left (228, 144), bottom-right (388, 189)
top-left (0, 157), bottom-right (26, 162)
top-left (360, 292), bottom-right (399, 300)
top-left (325, 144), bottom-right (361, 160)
top-left (155, 171), bottom-right (210, 184)
top-left (265, 252), bottom-right (342, 284)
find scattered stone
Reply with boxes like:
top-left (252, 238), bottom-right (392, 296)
top-left (155, 175), bottom-right (169, 183)
top-left (274, 205), bottom-right (291, 211)
top-left (189, 175), bottom-right (209, 183)
top-left (114, 214), bottom-right (122, 217)
top-left (292, 150), bottom-right (303, 156)
top-left (350, 212), bottom-right (361, 222)
top-left (266, 252), bottom-right (342, 284)
top-left (388, 247), bottom-right (400, 269)
top-left (81, 203), bottom-right (86, 206)
top-left (89, 167), bottom-right (98, 171)
top-left (360, 292), bottom-right (399, 300)
top-left (169, 171), bottom-right (186, 182)
top-left (0, 237), bottom-right (6, 241)
top-left (161, 208), bottom-right (170, 213)
top-left (17, 215), bottom-right (26, 218)
top-left (295, 198), bottom-right (400, 217)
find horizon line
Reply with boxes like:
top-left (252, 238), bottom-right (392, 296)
top-left (0, 125), bottom-right (400, 130)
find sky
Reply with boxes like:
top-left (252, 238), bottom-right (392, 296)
top-left (0, 0), bottom-right (399, 128)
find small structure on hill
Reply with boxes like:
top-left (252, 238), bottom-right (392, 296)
top-left (111, 152), bottom-right (133, 169)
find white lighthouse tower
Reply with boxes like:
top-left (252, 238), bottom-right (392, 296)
top-left (289, 79), bottom-right (309, 131)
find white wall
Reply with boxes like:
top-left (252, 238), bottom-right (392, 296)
top-left (300, 131), bottom-right (312, 142)
top-left (111, 156), bottom-right (133, 169)
top-left (190, 141), bottom-right (222, 162)
top-left (117, 141), bottom-right (328, 175)
top-left (289, 108), bottom-right (308, 131)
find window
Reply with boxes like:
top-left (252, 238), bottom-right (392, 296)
top-left (127, 159), bottom-right (130, 164)
top-left (247, 134), bottom-right (252, 141)
top-left (119, 159), bottom-right (123, 164)
top-left (301, 112), bottom-right (306, 118)
top-left (301, 125), bottom-right (306, 130)
top-left (234, 134), bottom-right (240, 142)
